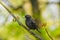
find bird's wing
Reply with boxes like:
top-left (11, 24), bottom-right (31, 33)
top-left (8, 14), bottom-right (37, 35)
top-left (31, 19), bottom-right (38, 29)
top-left (31, 19), bottom-right (36, 24)
top-left (31, 19), bottom-right (37, 26)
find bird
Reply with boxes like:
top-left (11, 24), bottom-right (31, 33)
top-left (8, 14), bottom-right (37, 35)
top-left (25, 15), bottom-right (41, 33)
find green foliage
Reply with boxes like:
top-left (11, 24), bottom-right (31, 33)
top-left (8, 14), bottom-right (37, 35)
top-left (0, 22), bottom-right (36, 40)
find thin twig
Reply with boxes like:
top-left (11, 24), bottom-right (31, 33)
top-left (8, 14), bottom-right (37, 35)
top-left (0, 1), bottom-right (43, 40)
top-left (45, 28), bottom-right (53, 40)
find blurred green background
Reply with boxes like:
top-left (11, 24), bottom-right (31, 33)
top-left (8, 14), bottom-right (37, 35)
top-left (0, 0), bottom-right (60, 40)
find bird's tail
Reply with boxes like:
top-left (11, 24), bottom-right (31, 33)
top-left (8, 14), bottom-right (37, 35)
top-left (36, 29), bottom-right (41, 33)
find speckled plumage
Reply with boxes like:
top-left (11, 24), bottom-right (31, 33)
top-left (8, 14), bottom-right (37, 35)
top-left (25, 15), bottom-right (41, 33)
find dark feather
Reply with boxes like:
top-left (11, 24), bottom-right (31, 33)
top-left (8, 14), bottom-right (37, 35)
top-left (25, 15), bottom-right (41, 33)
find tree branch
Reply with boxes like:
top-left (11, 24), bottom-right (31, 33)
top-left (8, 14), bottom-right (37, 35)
top-left (0, 1), bottom-right (43, 40)
top-left (29, 0), bottom-right (41, 26)
top-left (45, 28), bottom-right (53, 40)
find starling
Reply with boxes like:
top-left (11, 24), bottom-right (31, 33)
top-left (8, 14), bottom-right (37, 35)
top-left (25, 15), bottom-right (41, 33)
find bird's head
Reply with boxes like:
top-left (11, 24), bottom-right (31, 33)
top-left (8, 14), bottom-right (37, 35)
top-left (25, 15), bottom-right (31, 19)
